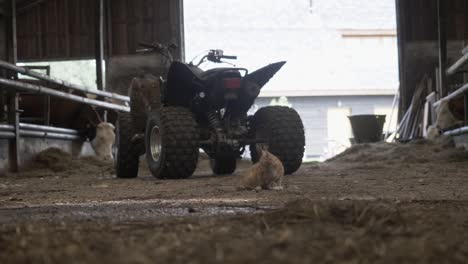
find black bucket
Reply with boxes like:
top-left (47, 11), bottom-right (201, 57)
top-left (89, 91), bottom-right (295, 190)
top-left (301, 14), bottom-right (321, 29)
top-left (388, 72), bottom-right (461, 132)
top-left (348, 115), bottom-right (386, 144)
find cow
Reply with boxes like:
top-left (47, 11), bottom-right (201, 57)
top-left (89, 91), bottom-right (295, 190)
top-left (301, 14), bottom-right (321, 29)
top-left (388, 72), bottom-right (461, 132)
top-left (427, 99), bottom-right (464, 140)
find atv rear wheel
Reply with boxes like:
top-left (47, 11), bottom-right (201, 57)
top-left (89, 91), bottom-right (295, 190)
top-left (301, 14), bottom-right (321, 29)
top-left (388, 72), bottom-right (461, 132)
top-left (210, 156), bottom-right (237, 175)
top-left (145, 107), bottom-right (199, 179)
top-left (250, 106), bottom-right (305, 175)
top-left (115, 112), bottom-right (140, 178)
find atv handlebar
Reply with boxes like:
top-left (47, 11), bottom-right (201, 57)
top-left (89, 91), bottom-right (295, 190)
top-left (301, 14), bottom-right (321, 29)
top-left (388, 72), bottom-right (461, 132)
top-left (206, 50), bottom-right (237, 62)
top-left (193, 50), bottom-right (237, 67)
top-left (136, 42), bottom-right (177, 60)
top-left (221, 55), bottom-right (237, 60)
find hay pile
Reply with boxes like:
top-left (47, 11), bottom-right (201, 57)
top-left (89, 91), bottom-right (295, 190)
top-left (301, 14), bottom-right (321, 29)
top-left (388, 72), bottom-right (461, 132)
top-left (16, 148), bottom-right (114, 178)
top-left (328, 137), bottom-right (468, 164)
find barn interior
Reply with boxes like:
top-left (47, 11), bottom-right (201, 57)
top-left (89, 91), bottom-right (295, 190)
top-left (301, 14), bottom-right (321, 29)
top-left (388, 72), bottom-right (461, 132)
top-left (0, 0), bottom-right (468, 263)
top-left (0, 0), bottom-right (183, 174)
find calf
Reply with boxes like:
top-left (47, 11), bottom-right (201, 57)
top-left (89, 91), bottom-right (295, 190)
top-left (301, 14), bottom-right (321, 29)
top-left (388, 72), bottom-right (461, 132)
top-left (91, 122), bottom-right (116, 161)
top-left (427, 100), bottom-right (464, 140)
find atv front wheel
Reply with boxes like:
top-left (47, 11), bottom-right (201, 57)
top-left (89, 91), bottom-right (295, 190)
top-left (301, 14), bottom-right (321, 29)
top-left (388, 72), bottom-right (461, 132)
top-left (115, 112), bottom-right (140, 178)
top-left (210, 156), bottom-right (237, 175)
top-left (250, 106), bottom-right (305, 175)
top-left (145, 107), bottom-right (199, 179)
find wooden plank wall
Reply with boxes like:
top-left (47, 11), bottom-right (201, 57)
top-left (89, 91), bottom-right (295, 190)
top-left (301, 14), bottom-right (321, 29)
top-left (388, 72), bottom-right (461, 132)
top-left (397, 0), bottom-right (468, 116)
top-left (105, 0), bottom-right (184, 94)
top-left (16, 0), bottom-right (97, 61)
top-left (400, 0), bottom-right (468, 42)
top-left (108, 0), bottom-right (182, 58)
top-left (0, 0), bottom-right (6, 60)
top-left (14, 0), bottom-right (183, 62)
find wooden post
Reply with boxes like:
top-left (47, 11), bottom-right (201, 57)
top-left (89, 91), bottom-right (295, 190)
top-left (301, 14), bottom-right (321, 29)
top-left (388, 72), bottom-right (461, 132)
top-left (44, 66), bottom-right (50, 125)
top-left (105, 0), bottom-right (113, 57)
top-left (0, 1), bottom-right (6, 61)
top-left (465, 93), bottom-right (468, 126)
top-left (43, 95), bottom-right (50, 125)
top-left (11, 0), bottom-right (16, 64)
top-left (95, 0), bottom-right (105, 91)
top-left (176, 0), bottom-right (185, 61)
top-left (0, 92), bottom-right (5, 123)
top-left (5, 0), bottom-right (17, 64)
top-left (5, 0), bottom-right (19, 172)
top-left (0, 1), bottom-right (6, 122)
top-left (7, 93), bottom-right (19, 172)
top-left (437, 0), bottom-right (447, 97)
top-left (395, 0), bottom-right (407, 121)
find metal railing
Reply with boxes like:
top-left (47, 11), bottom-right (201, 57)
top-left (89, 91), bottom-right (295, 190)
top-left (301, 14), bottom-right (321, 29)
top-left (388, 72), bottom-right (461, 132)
top-left (0, 78), bottom-right (130, 112)
top-left (0, 60), bottom-right (132, 172)
top-left (0, 60), bottom-right (130, 103)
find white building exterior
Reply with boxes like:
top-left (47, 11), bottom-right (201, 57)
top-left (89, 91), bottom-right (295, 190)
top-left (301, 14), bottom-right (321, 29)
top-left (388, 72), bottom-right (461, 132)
top-left (184, 0), bottom-right (399, 159)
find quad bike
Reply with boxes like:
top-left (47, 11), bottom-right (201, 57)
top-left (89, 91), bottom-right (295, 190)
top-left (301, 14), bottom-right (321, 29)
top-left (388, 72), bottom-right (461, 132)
top-left (115, 42), bottom-right (305, 179)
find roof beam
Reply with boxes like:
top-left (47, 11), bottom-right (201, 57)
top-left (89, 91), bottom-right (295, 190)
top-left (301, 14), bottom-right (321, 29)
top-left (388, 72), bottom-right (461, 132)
top-left (16, 0), bottom-right (45, 14)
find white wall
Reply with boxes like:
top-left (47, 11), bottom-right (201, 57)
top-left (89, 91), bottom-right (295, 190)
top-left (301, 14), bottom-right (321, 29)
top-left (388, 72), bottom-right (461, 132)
top-left (184, 0), bottom-right (399, 96)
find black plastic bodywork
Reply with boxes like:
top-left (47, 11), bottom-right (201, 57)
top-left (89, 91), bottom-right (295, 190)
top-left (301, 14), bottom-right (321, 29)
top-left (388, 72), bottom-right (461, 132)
top-left (163, 60), bottom-right (286, 158)
top-left (164, 61), bottom-right (286, 109)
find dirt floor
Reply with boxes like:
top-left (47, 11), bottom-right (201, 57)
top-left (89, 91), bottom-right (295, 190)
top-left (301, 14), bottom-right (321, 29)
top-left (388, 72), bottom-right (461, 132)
top-left (1, 138), bottom-right (468, 263)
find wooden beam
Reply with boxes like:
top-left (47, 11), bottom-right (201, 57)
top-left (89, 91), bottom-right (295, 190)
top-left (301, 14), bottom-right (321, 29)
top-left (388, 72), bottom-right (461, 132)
top-left (16, 0), bottom-right (45, 14)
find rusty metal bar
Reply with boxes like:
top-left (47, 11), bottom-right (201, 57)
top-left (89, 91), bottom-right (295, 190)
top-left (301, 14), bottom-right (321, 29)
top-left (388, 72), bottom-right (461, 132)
top-left (434, 82), bottom-right (468, 107)
top-left (0, 131), bottom-right (15, 138)
top-left (19, 130), bottom-right (80, 141)
top-left (0, 77), bottom-right (130, 112)
top-left (443, 126), bottom-right (468, 137)
top-left (0, 124), bottom-right (14, 131)
top-left (0, 60), bottom-right (130, 103)
top-left (446, 53), bottom-right (468, 76)
top-left (0, 130), bottom-right (80, 141)
top-left (0, 123), bottom-right (80, 139)
top-left (19, 123), bottom-right (79, 135)
top-left (0, 123), bottom-right (79, 135)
